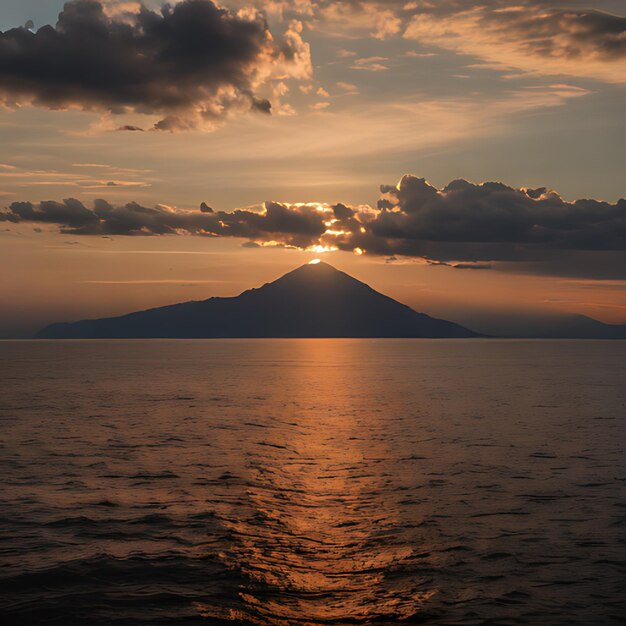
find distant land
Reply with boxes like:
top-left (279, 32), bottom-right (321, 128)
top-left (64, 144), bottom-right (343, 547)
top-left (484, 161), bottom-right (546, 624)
top-left (467, 312), bottom-right (626, 340)
top-left (36, 261), bottom-right (626, 340)
top-left (36, 261), bottom-right (477, 339)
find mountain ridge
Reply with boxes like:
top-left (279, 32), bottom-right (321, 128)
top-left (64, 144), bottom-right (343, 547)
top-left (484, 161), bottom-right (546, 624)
top-left (36, 261), bottom-right (479, 339)
top-left (493, 313), bottom-right (626, 340)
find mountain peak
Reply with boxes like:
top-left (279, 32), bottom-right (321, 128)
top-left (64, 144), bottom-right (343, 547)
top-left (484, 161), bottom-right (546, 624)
top-left (283, 260), bottom-right (350, 277)
top-left (287, 259), bottom-right (340, 275)
top-left (287, 260), bottom-right (345, 276)
top-left (250, 260), bottom-right (370, 297)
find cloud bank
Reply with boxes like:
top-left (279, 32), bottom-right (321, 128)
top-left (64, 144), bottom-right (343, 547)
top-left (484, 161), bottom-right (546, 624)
top-left (302, 0), bottom-right (626, 82)
top-left (0, 0), bottom-right (311, 130)
top-left (3, 175), bottom-right (625, 275)
top-left (1, 198), bottom-right (326, 248)
top-left (403, 3), bottom-right (626, 82)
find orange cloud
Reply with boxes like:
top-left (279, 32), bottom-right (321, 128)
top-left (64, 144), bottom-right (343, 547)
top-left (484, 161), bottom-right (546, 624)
top-left (404, 6), bottom-right (626, 82)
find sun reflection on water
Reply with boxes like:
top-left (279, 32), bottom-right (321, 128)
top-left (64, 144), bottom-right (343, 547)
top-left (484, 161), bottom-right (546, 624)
top-left (195, 341), bottom-right (437, 624)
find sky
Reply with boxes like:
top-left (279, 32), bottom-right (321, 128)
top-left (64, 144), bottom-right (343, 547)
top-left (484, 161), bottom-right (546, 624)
top-left (0, 0), bottom-right (625, 337)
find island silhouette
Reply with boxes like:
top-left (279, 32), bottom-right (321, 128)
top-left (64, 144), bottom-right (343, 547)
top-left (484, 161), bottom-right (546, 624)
top-left (37, 261), bottom-right (478, 339)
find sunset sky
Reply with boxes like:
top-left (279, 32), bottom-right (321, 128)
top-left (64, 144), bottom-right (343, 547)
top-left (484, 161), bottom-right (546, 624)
top-left (1, 0), bottom-right (625, 337)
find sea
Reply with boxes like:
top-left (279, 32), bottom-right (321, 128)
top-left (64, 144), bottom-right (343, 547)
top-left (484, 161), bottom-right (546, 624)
top-left (0, 339), bottom-right (624, 625)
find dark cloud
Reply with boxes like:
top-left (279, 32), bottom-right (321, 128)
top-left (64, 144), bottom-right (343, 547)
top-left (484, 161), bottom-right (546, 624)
top-left (117, 125), bottom-right (145, 132)
top-left (475, 4), bottom-right (626, 62)
top-left (332, 202), bottom-right (355, 219)
top-left (251, 97), bottom-right (272, 114)
top-left (0, 198), bottom-right (327, 247)
top-left (367, 175), bottom-right (626, 257)
top-left (3, 174), bottom-right (625, 277)
top-left (4, 199), bottom-right (99, 229)
top-left (0, 0), bottom-right (309, 129)
top-left (452, 263), bottom-right (493, 271)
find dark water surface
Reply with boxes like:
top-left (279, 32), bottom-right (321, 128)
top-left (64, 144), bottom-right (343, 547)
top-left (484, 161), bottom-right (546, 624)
top-left (0, 339), bottom-right (625, 625)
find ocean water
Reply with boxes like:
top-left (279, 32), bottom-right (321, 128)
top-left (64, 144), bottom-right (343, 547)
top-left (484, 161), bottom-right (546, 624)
top-left (0, 339), bottom-right (624, 625)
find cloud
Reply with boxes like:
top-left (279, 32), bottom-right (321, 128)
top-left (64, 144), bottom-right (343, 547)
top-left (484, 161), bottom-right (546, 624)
top-left (0, 198), bottom-right (327, 247)
top-left (309, 1), bottom-right (402, 39)
top-left (451, 263), bottom-right (493, 270)
top-left (306, 0), bottom-right (625, 82)
top-left (350, 56), bottom-right (389, 72)
top-left (404, 3), bottom-right (626, 82)
top-left (361, 175), bottom-right (626, 259)
top-left (0, 163), bottom-right (152, 190)
top-left (117, 125), bottom-right (146, 132)
top-left (3, 175), bottom-right (625, 277)
top-left (336, 81), bottom-right (359, 94)
top-left (0, 0), bottom-right (311, 130)
top-left (282, 0), bottom-right (624, 82)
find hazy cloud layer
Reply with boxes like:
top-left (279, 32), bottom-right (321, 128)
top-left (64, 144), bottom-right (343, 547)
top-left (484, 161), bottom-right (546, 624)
top-left (3, 175), bottom-right (625, 276)
top-left (0, 0), bottom-right (311, 130)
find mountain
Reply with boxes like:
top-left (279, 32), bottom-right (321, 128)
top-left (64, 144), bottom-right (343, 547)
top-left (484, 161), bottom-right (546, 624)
top-left (504, 314), bottom-right (626, 339)
top-left (454, 310), bottom-right (626, 339)
top-left (36, 261), bottom-right (478, 339)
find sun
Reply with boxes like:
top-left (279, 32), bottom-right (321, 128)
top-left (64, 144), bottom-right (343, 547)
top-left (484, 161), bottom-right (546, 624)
top-left (308, 258), bottom-right (321, 265)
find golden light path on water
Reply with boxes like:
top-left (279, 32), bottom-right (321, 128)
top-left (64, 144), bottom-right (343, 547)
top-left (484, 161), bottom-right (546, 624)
top-left (196, 339), bottom-right (436, 623)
